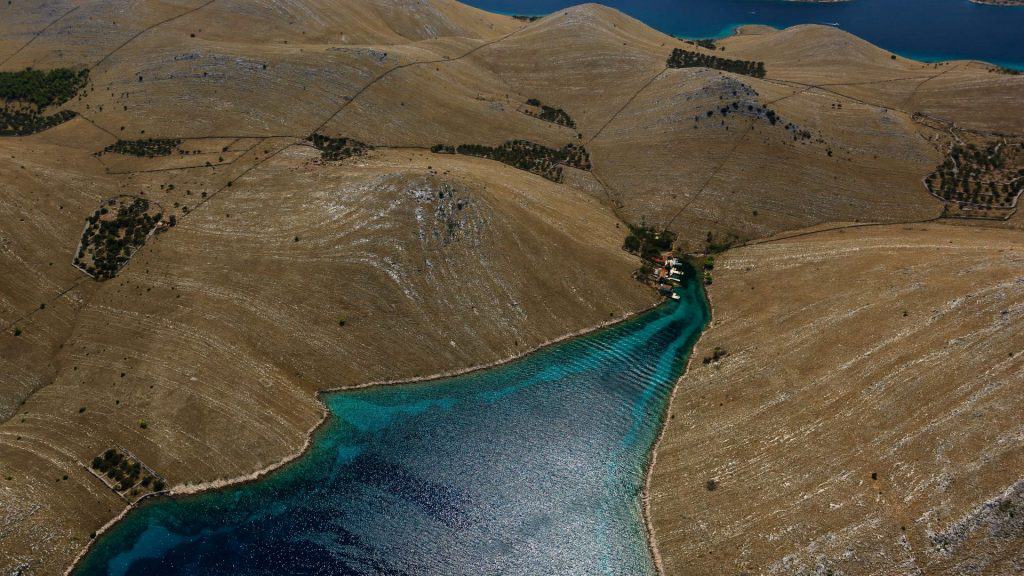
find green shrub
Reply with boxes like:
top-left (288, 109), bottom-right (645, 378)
top-left (435, 140), bottom-right (591, 183)
top-left (525, 98), bottom-right (577, 128)
top-left (667, 48), bottom-right (765, 78)
top-left (0, 68), bottom-right (89, 108)
top-left (623, 223), bottom-right (675, 261)
top-left (307, 133), bottom-right (371, 161)
top-left (686, 38), bottom-right (717, 50)
top-left (0, 68), bottom-right (88, 135)
top-left (100, 138), bottom-right (182, 157)
top-left (74, 197), bottom-right (161, 280)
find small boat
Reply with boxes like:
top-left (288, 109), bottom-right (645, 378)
top-left (671, 292), bottom-right (681, 301)
top-left (820, 22), bottom-right (840, 27)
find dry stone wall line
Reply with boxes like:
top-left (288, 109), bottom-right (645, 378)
top-left (92, 0), bottom-right (219, 69)
top-left (308, 22), bottom-right (534, 137)
top-left (0, 5), bottom-right (81, 68)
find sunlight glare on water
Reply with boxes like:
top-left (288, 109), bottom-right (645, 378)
top-left (75, 273), bottom-right (709, 576)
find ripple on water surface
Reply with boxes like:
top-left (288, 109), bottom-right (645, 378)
top-left (75, 275), bottom-right (709, 576)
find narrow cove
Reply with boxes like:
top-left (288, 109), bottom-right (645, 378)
top-left (73, 272), bottom-right (710, 576)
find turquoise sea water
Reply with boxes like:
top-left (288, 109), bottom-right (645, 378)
top-left (469, 0), bottom-right (1024, 70)
top-left (75, 273), bottom-right (709, 576)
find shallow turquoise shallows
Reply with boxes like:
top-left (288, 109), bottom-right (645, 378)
top-left (74, 274), bottom-right (709, 576)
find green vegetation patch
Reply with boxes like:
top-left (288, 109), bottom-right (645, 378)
top-left (684, 38), bottom-right (717, 51)
top-left (702, 346), bottom-right (728, 365)
top-left (0, 108), bottom-right (77, 136)
top-left (431, 140), bottom-right (590, 183)
top-left (307, 133), bottom-right (372, 161)
top-left (74, 196), bottom-right (164, 280)
top-left (90, 448), bottom-right (165, 496)
top-left (667, 48), bottom-right (765, 78)
top-left (0, 68), bottom-right (88, 136)
top-left (0, 68), bottom-right (89, 108)
top-left (704, 231), bottom-right (739, 254)
top-left (991, 66), bottom-right (1022, 75)
top-left (100, 138), bottom-right (183, 157)
top-left (926, 139), bottom-right (1023, 215)
top-left (524, 98), bottom-right (577, 128)
top-left (623, 222), bottom-right (676, 261)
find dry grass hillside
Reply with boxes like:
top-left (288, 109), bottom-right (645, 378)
top-left (1, 1), bottom-right (1023, 574)
top-left (0, 135), bottom-right (655, 573)
top-left (3, 3), bottom-right (1022, 246)
top-left (468, 7), bottom-right (1024, 249)
top-left (650, 224), bottom-right (1024, 575)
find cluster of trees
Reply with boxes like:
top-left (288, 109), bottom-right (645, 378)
top-left (704, 231), bottom-right (737, 254)
top-left (702, 346), bottom-right (728, 364)
top-left (431, 140), bottom-right (591, 183)
top-left (684, 39), bottom-right (717, 50)
top-left (693, 99), bottom-right (790, 131)
top-left (667, 48), bottom-right (766, 78)
top-left (0, 68), bottom-right (87, 136)
top-left (90, 449), bottom-right (164, 493)
top-left (512, 15), bottom-right (541, 22)
top-left (623, 222), bottom-right (676, 261)
top-left (0, 108), bottom-right (76, 136)
top-left (0, 67), bottom-right (89, 108)
top-left (101, 138), bottom-right (183, 157)
top-left (525, 98), bottom-right (577, 128)
top-left (786, 124), bottom-right (813, 141)
top-left (75, 197), bottom-right (161, 280)
top-left (992, 66), bottom-right (1021, 76)
top-left (307, 133), bottom-right (371, 161)
top-left (926, 141), bottom-right (1024, 207)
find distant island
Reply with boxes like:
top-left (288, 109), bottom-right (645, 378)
top-left (970, 0), bottom-right (1024, 5)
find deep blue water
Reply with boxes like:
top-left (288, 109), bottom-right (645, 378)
top-left (467, 0), bottom-right (1024, 70)
top-left (75, 274), bottom-right (709, 576)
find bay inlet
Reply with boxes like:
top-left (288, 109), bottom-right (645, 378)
top-left (74, 273), bottom-right (709, 576)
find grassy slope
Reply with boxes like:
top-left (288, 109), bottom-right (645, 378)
top-left (470, 9), bottom-right (1024, 248)
top-left (0, 1), bottom-right (1022, 574)
top-left (650, 223), bottom-right (1024, 575)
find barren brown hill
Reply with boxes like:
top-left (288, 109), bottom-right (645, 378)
top-left (468, 7), bottom-right (1024, 248)
top-left (1, 1), bottom-right (1023, 574)
top-left (650, 223), bottom-right (1024, 575)
top-left (1, 133), bottom-right (655, 573)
